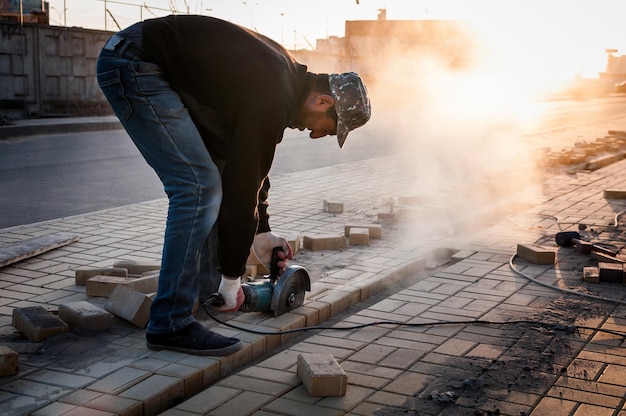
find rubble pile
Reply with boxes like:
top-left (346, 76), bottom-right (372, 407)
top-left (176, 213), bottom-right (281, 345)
top-left (540, 130), bottom-right (626, 171)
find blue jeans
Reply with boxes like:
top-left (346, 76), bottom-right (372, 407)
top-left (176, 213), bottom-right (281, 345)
top-left (96, 35), bottom-right (222, 334)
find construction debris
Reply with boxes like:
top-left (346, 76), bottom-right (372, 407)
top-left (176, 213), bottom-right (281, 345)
top-left (0, 233), bottom-right (79, 268)
top-left (541, 130), bottom-right (626, 172)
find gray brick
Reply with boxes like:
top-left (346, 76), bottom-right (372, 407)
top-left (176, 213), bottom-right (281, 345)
top-left (58, 301), bottom-right (112, 331)
top-left (12, 306), bottom-right (68, 341)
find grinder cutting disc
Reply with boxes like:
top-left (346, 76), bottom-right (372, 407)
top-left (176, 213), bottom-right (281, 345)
top-left (270, 265), bottom-right (311, 317)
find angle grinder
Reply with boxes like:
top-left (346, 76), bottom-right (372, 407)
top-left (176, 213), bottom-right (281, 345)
top-left (204, 248), bottom-right (311, 317)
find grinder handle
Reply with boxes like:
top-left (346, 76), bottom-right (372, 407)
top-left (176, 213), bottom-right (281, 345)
top-left (270, 246), bottom-right (283, 280)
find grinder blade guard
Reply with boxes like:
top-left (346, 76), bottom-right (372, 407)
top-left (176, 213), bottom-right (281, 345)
top-left (238, 265), bottom-right (310, 317)
top-left (270, 266), bottom-right (310, 316)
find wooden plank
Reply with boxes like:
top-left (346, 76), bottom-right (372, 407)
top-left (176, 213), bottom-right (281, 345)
top-left (0, 233), bottom-right (80, 268)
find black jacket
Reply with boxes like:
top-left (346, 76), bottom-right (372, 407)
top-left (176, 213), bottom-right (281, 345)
top-left (142, 15), bottom-right (314, 276)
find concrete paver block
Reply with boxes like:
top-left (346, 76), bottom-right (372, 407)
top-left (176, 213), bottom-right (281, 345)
top-left (86, 275), bottom-right (137, 297)
top-left (591, 251), bottom-right (626, 264)
top-left (297, 353), bottom-right (347, 397)
top-left (323, 200), bottom-right (344, 213)
top-left (112, 260), bottom-right (161, 276)
top-left (285, 232), bottom-right (302, 255)
top-left (516, 244), bottom-right (555, 265)
top-left (86, 274), bottom-right (158, 297)
top-left (12, 306), bottom-right (69, 341)
top-left (126, 274), bottom-right (159, 293)
top-left (575, 240), bottom-right (594, 254)
top-left (397, 195), bottom-right (422, 205)
top-left (583, 267), bottom-right (600, 283)
top-left (0, 346), bottom-right (18, 377)
top-left (75, 267), bottom-right (128, 286)
top-left (377, 212), bottom-right (397, 223)
top-left (58, 301), bottom-right (113, 331)
top-left (246, 248), bottom-right (269, 274)
top-left (348, 227), bottom-right (370, 246)
top-left (118, 374), bottom-right (184, 416)
top-left (604, 189), bottom-right (626, 199)
top-left (303, 234), bottom-right (347, 251)
top-left (245, 264), bottom-right (258, 279)
top-left (344, 224), bottom-right (382, 239)
top-left (104, 285), bottom-right (155, 328)
top-left (598, 262), bottom-right (625, 283)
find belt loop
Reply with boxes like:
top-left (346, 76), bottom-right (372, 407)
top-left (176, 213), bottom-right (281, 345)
top-left (103, 33), bottom-right (124, 52)
top-left (116, 38), bottom-right (132, 56)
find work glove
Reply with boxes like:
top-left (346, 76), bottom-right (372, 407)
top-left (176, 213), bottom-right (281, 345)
top-left (252, 231), bottom-right (293, 275)
top-left (212, 275), bottom-right (244, 313)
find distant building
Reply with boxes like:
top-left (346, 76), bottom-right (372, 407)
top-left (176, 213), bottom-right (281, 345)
top-left (599, 49), bottom-right (626, 92)
top-left (292, 8), bottom-right (476, 101)
top-left (0, 0), bottom-right (49, 24)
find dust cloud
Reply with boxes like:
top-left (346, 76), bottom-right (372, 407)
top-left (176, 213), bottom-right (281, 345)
top-left (362, 20), bottom-right (545, 238)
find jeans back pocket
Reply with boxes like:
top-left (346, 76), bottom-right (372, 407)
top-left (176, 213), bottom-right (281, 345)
top-left (97, 68), bottom-right (132, 121)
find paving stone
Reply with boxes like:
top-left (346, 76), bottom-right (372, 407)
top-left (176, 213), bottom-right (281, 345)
top-left (377, 212), bottom-right (397, 223)
top-left (317, 384), bottom-right (375, 412)
top-left (286, 232), bottom-right (302, 255)
top-left (344, 224), bottom-right (382, 239)
top-left (174, 385), bottom-right (240, 414)
top-left (238, 366), bottom-right (301, 386)
top-left (156, 363), bottom-right (203, 397)
top-left (112, 260), bottom-right (161, 275)
top-left (246, 248), bottom-right (270, 274)
top-left (0, 345), bottom-right (18, 376)
top-left (302, 234), bottom-right (347, 251)
top-left (583, 266), bottom-right (600, 283)
top-left (591, 251), bottom-right (626, 264)
top-left (104, 285), bottom-right (155, 328)
top-left (24, 369), bottom-right (96, 389)
top-left (245, 264), bottom-right (258, 279)
top-left (58, 301), bottom-right (113, 331)
top-left (211, 391), bottom-right (274, 415)
top-left (263, 397), bottom-right (344, 416)
top-left (549, 382), bottom-right (623, 406)
top-left (12, 305), bottom-right (69, 341)
top-left (515, 243), bottom-right (555, 265)
top-left (348, 228), bottom-right (370, 246)
top-left (58, 389), bottom-right (103, 406)
top-left (31, 402), bottom-right (78, 416)
top-left (75, 268), bottom-right (128, 286)
top-left (83, 394), bottom-right (142, 416)
top-left (86, 274), bottom-right (158, 297)
top-left (598, 262), bottom-right (625, 283)
top-left (323, 200), bottom-right (344, 213)
top-left (87, 367), bottom-right (151, 395)
top-left (297, 353), bottom-right (347, 397)
top-left (118, 374), bottom-right (184, 416)
top-left (604, 189), bottom-right (626, 199)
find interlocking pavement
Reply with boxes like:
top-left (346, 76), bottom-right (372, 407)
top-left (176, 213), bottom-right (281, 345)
top-left (3, 122), bottom-right (626, 415)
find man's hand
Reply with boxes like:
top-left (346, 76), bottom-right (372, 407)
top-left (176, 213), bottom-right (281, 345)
top-left (212, 276), bottom-right (244, 312)
top-left (252, 231), bottom-right (293, 275)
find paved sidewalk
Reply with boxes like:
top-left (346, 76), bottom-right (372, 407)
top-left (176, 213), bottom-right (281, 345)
top-left (2, 122), bottom-right (626, 415)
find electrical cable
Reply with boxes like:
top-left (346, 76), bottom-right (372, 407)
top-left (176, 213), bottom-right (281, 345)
top-left (508, 210), bottom-right (626, 234)
top-left (508, 254), bottom-right (626, 306)
top-left (202, 297), bottom-right (626, 338)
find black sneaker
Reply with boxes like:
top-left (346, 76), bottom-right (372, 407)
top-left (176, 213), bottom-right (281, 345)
top-left (146, 322), bottom-right (242, 356)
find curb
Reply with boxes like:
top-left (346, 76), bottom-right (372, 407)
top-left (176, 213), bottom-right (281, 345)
top-left (0, 120), bottom-right (122, 139)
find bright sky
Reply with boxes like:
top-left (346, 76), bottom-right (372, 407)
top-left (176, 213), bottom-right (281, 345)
top-left (46, 0), bottom-right (626, 81)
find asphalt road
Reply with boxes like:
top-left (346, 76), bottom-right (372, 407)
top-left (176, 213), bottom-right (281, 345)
top-left (1, 95), bottom-right (625, 229)
top-left (0, 123), bottom-right (393, 229)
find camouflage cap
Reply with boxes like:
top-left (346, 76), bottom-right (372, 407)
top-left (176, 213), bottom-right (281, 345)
top-left (328, 72), bottom-right (371, 148)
